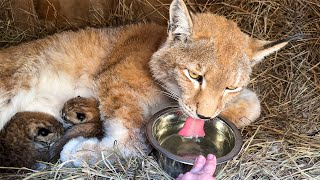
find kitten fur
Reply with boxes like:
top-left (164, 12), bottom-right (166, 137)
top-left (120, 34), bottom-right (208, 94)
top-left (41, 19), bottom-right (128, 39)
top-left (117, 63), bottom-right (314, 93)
top-left (0, 112), bottom-right (63, 171)
top-left (61, 96), bottom-right (101, 126)
top-left (50, 96), bottom-right (104, 162)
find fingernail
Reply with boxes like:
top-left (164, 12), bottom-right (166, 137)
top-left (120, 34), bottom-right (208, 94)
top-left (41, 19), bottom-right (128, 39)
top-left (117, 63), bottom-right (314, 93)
top-left (207, 154), bottom-right (215, 160)
top-left (197, 155), bottom-right (205, 163)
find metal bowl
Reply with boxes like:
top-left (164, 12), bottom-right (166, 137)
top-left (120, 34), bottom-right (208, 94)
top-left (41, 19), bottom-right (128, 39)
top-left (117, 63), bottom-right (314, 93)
top-left (146, 107), bottom-right (243, 177)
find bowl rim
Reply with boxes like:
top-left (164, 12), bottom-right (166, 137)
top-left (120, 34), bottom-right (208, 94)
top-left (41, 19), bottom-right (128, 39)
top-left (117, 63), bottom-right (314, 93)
top-left (146, 106), bottom-right (243, 165)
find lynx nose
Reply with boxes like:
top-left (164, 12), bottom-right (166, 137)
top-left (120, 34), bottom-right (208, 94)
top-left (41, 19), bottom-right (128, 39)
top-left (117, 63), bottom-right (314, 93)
top-left (197, 113), bottom-right (211, 120)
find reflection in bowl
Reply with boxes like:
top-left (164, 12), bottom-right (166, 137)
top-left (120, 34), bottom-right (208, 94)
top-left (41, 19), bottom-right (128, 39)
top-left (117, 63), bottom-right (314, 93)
top-left (146, 107), bottom-right (243, 177)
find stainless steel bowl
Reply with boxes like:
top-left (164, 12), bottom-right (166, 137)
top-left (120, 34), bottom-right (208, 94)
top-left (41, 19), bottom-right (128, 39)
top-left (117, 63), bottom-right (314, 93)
top-left (146, 107), bottom-right (243, 177)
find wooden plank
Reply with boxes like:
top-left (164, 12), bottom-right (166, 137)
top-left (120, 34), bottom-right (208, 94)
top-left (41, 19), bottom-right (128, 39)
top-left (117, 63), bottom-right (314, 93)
top-left (9, 0), bottom-right (38, 33)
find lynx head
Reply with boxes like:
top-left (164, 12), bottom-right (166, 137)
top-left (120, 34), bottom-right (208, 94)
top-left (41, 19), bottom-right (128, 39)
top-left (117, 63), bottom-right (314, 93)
top-left (150, 0), bottom-right (295, 119)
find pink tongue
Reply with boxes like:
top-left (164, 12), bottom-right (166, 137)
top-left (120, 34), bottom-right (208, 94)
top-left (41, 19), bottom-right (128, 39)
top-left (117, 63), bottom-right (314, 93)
top-left (178, 116), bottom-right (205, 138)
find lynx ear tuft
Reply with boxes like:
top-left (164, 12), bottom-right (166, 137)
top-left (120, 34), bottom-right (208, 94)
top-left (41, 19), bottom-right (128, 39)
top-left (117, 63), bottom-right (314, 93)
top-left (249, 34), bottom-right (303, 66)
top-left (168, 0), bottom-right (193, 42)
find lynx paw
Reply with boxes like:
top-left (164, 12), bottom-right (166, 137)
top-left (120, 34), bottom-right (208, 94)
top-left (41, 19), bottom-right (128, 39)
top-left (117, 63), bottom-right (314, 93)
top-left (60, 136), bottom-right (100, 167)
top-left (60, 136), bottom-right (141, 167)
top-left (220, 89), bottom-right (261, 128)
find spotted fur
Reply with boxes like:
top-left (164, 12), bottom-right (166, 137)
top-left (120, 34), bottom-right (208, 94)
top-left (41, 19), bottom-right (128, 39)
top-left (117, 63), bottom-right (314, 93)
top-left (0, 112), bottom-right (64, 171)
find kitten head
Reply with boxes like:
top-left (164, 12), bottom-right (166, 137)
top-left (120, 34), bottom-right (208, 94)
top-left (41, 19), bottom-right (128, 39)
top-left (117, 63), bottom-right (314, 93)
top-left (61, 96), bottom-right (100, 126)
top-left (25, 112), bottom-right (64, 148)
top-left (150, 0), bottom-right (296, 119)
top-left (5, 112), bottom-right (64, 148)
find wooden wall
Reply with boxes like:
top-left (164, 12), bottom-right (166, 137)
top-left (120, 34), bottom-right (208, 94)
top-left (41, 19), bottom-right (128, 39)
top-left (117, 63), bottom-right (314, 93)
top-left (8, 0), bottom-right (169, 32)
top-left (7, 0), bottom-right (215, 32)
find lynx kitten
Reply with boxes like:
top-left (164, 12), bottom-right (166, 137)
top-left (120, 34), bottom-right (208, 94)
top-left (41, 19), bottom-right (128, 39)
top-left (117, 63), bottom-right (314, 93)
top-left (0, 112), bottom-right (63, 170)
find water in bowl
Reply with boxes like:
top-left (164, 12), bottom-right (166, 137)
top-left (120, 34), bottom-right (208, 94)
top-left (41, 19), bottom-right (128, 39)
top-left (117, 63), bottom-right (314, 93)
top-left (160, 133), bottom-right (227, 161)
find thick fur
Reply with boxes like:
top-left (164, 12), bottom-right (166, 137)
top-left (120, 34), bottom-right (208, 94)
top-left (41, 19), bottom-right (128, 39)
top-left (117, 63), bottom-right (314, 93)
top-left (0, 0), bottom-right (290, 166)
top-left (61, 96), bottom-right (101, 126)
top-left (0, 112), bottom-right (64, 170)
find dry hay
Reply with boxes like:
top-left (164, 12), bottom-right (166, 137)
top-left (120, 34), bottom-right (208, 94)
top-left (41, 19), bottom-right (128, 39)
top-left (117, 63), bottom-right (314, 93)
top-left (0, 150), bottom-right (173, 179)
top-left (0, 0), bottom-right (319, 179)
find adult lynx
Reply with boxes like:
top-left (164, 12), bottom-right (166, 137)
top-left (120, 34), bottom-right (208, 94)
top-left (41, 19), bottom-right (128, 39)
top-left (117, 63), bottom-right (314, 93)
top-left (0, 0), bottom-right (294, 166)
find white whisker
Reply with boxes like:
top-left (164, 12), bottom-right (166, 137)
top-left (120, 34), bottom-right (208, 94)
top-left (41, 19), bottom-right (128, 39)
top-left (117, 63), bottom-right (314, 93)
top-left (155, 82), bottom-right (180, 98)
top-left (161, 91), bottom-right (179, 99)
top-left (179, 101), bottom-right (196, 118)
top-left (154, 82), bottom-right (180, 101)
top-left (156, 89), bottom-right (179, 101)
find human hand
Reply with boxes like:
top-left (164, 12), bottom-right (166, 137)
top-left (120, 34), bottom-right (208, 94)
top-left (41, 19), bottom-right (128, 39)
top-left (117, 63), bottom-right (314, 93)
top-left (175, 154), bottom-right (216, 180)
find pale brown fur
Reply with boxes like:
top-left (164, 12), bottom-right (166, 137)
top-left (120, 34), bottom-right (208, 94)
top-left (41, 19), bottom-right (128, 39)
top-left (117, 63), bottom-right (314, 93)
top-left (0, 0), bottom-right (293, 166)
top-left (0, 112), bottom-right (64, 171)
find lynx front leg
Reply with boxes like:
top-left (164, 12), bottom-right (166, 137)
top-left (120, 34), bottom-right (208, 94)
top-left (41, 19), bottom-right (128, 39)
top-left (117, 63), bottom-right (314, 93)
top-left (220, 88), bottom-right (261, 128)
top-left (60, 92), bottom-right (148, 166)
top-left (60, 121), bottom-right (136, 166)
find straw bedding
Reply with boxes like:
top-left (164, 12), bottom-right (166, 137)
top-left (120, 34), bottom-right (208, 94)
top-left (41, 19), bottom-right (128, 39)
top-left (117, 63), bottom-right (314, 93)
top-left (0, 0), bottom-right (319, 179)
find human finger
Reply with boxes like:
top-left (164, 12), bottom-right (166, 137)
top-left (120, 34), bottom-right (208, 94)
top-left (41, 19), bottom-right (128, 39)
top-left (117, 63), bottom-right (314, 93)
top-left (175, 173), bottom-right (183, 180)
top-left (200, 154), bottom-right (217, 175)
top-left (189, 155), bottom-right (206, 173)
top-left (181, 172), bottom-right (198, 180)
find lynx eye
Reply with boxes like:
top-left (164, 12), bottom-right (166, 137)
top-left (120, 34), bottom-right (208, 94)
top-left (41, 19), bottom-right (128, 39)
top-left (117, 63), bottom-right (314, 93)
top-left (37, 128), bottom-right (51, 137)
top-left (76, 112), bottom-right (86, 121)
top-left (225, 86), bottom-right (241, 92)
top-left (188, 70), bottom-right (203, 82)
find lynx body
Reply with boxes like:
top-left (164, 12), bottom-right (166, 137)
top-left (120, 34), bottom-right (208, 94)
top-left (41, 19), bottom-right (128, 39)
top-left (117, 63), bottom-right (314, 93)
top-left (0, 0), bottom-right (291, 166)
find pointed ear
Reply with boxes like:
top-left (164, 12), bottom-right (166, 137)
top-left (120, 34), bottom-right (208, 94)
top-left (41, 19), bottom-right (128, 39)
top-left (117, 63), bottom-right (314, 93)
top-left (168, 0), bottom-right (193, 42)
top-left (249, 35), bottom-right (302, 66)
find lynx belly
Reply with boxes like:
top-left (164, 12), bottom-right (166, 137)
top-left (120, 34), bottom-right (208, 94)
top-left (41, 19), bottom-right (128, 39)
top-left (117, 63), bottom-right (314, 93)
top-left (0, 69), bottom-right (95, 128)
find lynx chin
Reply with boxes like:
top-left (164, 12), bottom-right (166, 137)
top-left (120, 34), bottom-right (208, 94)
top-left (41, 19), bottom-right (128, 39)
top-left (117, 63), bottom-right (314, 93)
top-left (0, 0), bottom-right (294, 166)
